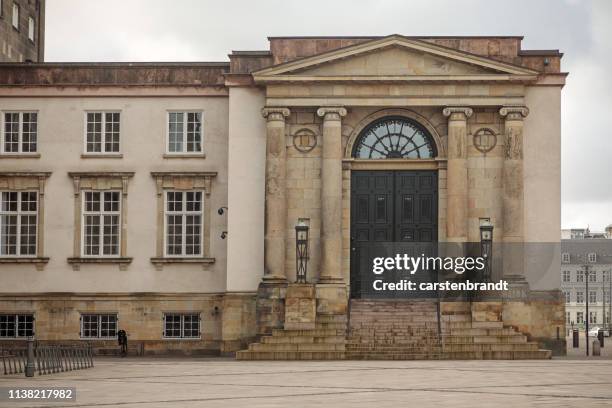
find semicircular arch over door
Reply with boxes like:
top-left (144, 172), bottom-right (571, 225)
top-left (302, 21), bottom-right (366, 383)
top-left (352, 116), bottom-right (438, 160)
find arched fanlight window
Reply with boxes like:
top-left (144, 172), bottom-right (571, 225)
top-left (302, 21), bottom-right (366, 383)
top-left (352, 117), bottom-right (437, 159)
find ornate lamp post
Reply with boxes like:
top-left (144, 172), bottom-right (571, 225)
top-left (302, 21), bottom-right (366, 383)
top-left (295, 221), bottom-right (309, 283)
top-left (479, 221), bottom-right (494, 282)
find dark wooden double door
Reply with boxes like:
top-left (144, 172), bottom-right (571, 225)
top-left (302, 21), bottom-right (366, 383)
top-left (350, 170), bottom-right (438, 299)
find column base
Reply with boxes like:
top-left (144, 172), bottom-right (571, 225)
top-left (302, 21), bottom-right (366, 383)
top-left (262, 275), bottom-right (288, 284)
top-left (503, 274), bottom-right (530, 300)
top-left (317, 276), bottom-right (344, 284)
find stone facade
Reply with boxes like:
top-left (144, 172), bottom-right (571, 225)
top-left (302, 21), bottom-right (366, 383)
top-left (0, 0), bottom-right (44, 62)
top-left (0, 35), bottom-right (566, 357)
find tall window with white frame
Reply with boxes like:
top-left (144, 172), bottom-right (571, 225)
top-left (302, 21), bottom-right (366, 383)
top-left (2, 112), bottom-right (37, 154)
top-left (82, 191), bottom-right (120, 257)
top-left (563, 290), bottom-right (571, 304)
top-left (11, 3), bottom-right (19, 29)
top-left (163, 313), bottom-right (200, 339)
top-left (167, 112), bottom-right (202, 154)
top-left (27, 16), bottom-right (34, 42)
top-left (165, 191), bottom-right (203, 257)
top-left (85, 112), bottom-right (120, 153)
top-left (80, 313), bottom-right (117, 339)
top-left (0, 191), bottom-right (37, 257)
top-left (0, 314), bottom-right (34, 338)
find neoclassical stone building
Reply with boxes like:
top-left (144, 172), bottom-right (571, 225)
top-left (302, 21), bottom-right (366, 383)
top-left (0, 35), bottom-right (566, 358)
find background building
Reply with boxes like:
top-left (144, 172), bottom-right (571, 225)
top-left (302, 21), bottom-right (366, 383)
top-left (561, 226), bottom-right (612, 329)
top-left (0, 0), bottom-right (45, 62)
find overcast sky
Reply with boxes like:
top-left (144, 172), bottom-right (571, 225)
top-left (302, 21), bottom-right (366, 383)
top-left (44, 0), bottom-right (612, 231)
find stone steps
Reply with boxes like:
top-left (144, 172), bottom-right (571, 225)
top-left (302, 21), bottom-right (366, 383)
top-left (441, 350), bottom-right (552, 360)
top-left (442, 335), bottom-right (527, 344)
top-left (442, 343), bottom-right (539, 352)
top-left (248, 343), bottom-right (346, 352)
top-left (236, 314), bottom-right (348, 361)
top-left (261, 335), bottom-right (346, 344)
top-left (347, 300), bottom-right (441, 360)
top-left (346, 353), bottom-right (443, 360)
top-left (236, 351), bottom-right (346, 360)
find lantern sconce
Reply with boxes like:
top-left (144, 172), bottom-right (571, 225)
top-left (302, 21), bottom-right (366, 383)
top-left (295, 218), bottom-right (310, 283)
top-left (479, 219), bottom-right (494, 282)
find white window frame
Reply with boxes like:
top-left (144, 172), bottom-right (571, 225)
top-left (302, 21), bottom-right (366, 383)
top-left (576, 291), bottom-right (584, 304)
top-left (0, 191), bottom-right (37, 257)
top-left (83, 111), bottom-right (121, 154)
top-left (81, 190), bottom-right (121, 258)
top-left (79, 313), bottom-right (118, 339)
top-left (1, 111), bottom-right (38, 154)
top-left (589, 291), bottom-right (597, 304)
top-left (163, 191), bottom-right (204, 258)
top-left (561, 253), bottom-right (570, 263)
top-left (562, 270), bottom-right (570, 283)
top-left (576, 270), bottom-right (584, 283)
top-left (166, 111), bottom-right (203, 155)
top-left (588, 252), bottom-right (597, 263)
top-left (576, 312), bottom-right (584, 324)
top-left (563, 290), bottom-right (570, 304)
top-left (11, 3), bottom-right (18, 29)
top-left (27, 16), bottom-right (34, 41)
top-left (589, 311), bottom-right (597, 324)
top-left (588, 271), bottom-right (597, 282)
top-left (0, 313), bottom-right (35, 339)
top-left (162, 313), bottom-right (201, 339)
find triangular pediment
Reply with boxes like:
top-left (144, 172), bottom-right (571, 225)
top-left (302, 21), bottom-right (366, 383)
top-left (254, 35), bottom-right (538, 82)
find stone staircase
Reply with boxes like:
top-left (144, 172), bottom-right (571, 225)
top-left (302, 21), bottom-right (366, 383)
top-left (440, 302), bottom-right (552, 360)
top-left (346, 299), bottom-right (443, 360)
top-left (235, 315), bottom-right (347, 360)
top-left (236, 300), bottom-right (551, 360)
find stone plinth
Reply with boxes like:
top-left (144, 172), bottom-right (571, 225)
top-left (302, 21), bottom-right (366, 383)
top-left (284, 284), bottom-right (316, 330)
top-left (256, 282), bottom-right (287, 336)
top-left (316, 283), bottom-right (348, 315)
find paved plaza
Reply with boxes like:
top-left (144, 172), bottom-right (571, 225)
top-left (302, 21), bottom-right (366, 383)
top-left (1, 356), bottom-right (612, 408)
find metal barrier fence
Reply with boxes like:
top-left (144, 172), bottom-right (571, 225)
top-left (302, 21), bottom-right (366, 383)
top-left (1, 340), bottom-right (94, 376)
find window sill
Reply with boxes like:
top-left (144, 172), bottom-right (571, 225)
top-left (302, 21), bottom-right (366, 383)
top-left (162, 337), bottom-right (202, 341)
top-left (81, 153), bottom-right (123, 159)
top-left (68, 257), bottom-right (133, 271)
top-left (0, 153), bottom-right (41, 159)
top-left (163, 153), bottom-right (206, 159)
top-left (150, 257), bottom-right (215, 270)
top-left (0, 257), bottom-right (49, 271)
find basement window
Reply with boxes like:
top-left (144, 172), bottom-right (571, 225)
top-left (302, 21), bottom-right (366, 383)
top-left (163, 313), bottom-right (200, 339)
top-left (0, 313), bottom-right (34, 338)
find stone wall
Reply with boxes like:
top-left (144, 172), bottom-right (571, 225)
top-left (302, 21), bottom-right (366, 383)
top-left (0, 294), bottom-right (225, 355)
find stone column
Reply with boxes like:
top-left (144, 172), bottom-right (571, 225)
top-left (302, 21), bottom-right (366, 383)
top-left (443, 107), bottom-right (473, 243)
top-left (262, 107), bottom-right (290, 283)
top-left (317, 106), bottom-right (347, 284)
top-left (499, 106), bottom-right (529, 288)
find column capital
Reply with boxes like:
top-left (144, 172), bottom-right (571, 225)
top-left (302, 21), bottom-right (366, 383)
top-left (317, 106), bottom-right (347, 121)
top-left (442, 106), bottom-right (473, 120)
top-left (261, 107), bottom-right (290, 121)
top-left (499, 105), bottom-right (529, 120)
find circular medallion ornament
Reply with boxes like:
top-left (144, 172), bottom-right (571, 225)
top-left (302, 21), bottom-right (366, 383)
top-left (473, 128), bottom-right (497, 153)
top-left (293, 128), bottom-right (317, 153)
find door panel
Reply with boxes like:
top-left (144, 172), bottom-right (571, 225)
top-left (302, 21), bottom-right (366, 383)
top-left (351, 170), bottom-right (438, 299)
